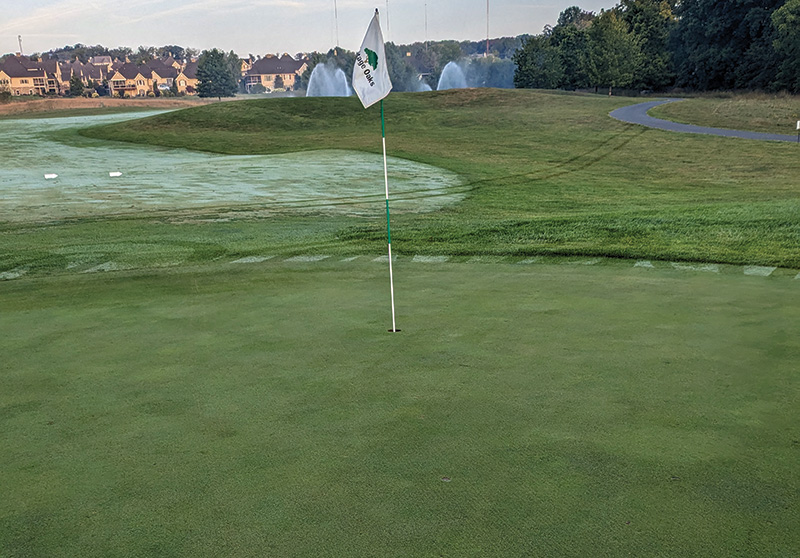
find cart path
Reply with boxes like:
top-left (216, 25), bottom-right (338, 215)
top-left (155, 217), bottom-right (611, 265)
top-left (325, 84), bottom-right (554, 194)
top-left (610, 98), bottom-right (798, 142)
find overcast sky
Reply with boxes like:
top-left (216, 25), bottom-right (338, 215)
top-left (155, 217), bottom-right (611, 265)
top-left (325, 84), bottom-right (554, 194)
top-left (2, 0), bottom-right (615, 58)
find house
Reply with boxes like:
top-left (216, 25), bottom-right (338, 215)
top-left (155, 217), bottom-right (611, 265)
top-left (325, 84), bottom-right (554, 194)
top-left (88, 55), bottom-right (113, 72)
top-left (108, 62), bottom-right (152, 97)
top-left (0, 55), bottom-right (48, 96)
top-left (243, 54), bottom-right (307, 92)
top-left (162, 55), bottom-right (181, 70)
top-left (175, 60), bottom-right (198, 94)
top-left (147, 60), bottom-right (178, 92)
top-left (58, 59), bottom-right (108, 93)
top-left (39, 59), bottom-right (64, 94)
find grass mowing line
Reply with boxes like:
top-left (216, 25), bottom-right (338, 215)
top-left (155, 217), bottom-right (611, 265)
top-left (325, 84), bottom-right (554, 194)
top-left (2, 261), bottom-right (798, 556)
top-left (71, 90), bottom-right (800, 268)
top-left (4, 248), bottom-right (800, 282)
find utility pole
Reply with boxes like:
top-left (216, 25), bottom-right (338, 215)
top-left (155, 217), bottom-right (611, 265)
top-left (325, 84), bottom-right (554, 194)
top-left (424, 3), bottom-right (428, 52)
top-left (485, 0), bottom-right (490, 58)
top-left (385, 0), bottom-right (390, 41)
top-left (334, 0), bottom-right (340, 47)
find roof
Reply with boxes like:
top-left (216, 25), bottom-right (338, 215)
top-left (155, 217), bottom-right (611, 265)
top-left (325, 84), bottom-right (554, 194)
top-left (89, 56), bottom-right (113, 65)
top-left (179, 60), bottom-right (198, 79)
top-left (150, 64), bottom-right (178, 79)
top-left (39, 59), bottom-right (59, 75)
top-left (113, 62), bottom-right (147, 80)
top-left (0, 56), bottom-right (45, 78)
top-left (247, 54), bottom-right (305, 76)
top-left (145, 58), bottom-right (168, 70)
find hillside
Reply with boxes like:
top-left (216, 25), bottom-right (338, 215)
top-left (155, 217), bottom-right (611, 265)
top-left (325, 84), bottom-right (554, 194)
top-left (78, 89), bottom-right (800, 267)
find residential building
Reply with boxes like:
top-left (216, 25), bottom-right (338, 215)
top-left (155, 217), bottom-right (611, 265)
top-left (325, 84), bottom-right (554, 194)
top-left (108, 62), bottom-right (152, 97)
top-left (175, 60), bottom-right (198, 94)
top-left (244, 54), bottom-right (308, 92)
top-left (0, 54), bottom-right (48, 96)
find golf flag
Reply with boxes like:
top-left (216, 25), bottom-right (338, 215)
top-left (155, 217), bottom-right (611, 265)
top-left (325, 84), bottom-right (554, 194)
top-left (353, 10), bottom-right (392, 109)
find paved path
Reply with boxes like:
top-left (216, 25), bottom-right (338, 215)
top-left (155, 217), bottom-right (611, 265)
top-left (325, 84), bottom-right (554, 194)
top-left (610, 98), bottom-right (799, 142)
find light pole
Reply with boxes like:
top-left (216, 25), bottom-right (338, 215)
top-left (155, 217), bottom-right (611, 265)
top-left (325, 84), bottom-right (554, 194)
top-left (486, 0), bottom-right (490, 57)
top-left (333, 0), bottom-right (340, 47)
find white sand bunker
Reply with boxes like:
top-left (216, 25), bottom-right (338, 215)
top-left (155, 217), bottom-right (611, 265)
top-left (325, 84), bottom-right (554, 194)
top-left (0, 112), bottom-right (466, 223)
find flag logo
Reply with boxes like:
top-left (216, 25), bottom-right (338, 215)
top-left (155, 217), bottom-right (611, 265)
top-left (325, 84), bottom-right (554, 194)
top-left (365, 48), bottom-right (379, 70)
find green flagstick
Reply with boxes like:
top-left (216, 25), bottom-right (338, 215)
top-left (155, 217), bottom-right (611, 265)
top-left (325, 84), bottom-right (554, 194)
top-left (381, 99), bottom-right (398, 332)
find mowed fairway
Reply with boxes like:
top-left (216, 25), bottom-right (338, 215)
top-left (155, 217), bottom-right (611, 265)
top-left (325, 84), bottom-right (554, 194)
top-left (2, 259), bottom-right (798, 557)
top-left (1, 90), bottom-right (799, 556)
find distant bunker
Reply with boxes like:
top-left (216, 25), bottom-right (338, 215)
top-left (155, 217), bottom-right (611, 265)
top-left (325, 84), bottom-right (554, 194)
top-left (0, 112), bottom-right (465, 222)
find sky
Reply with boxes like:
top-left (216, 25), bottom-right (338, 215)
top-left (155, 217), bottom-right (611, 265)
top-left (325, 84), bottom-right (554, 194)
top-left (1, 0), bottom-right (616, 58)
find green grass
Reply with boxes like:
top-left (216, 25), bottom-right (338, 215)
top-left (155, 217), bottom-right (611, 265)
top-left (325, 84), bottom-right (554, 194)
top-left (73, 89), bottom-right (800, 268)
top-left (2, 90), bottom-right (800, 556)
top-left (651, 93), bottom-right (800, 135)
top-left (2, 260), bottom-right (798, 557)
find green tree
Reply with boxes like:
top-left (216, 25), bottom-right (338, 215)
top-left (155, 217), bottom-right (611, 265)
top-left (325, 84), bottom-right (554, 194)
top-left (549, 24), bottom-right (594, 89)
top-left (132, 45), bottom-right (155, 65)
top-left (384, 42), bottom-right (419, 91)
top-left (588, 9), bottom-right (642, 94)
top-left (558, 5), bottom-right (595, 28)
top-left (435, 41), bottom-right (463, 67)
top-left (156, 45), bottom-right (187, 61)
top-left (772, 0), bottom-right (800, 92)
top-left (617, 0), bottom-right (676, 90)
top-left (468, 56), bottom-right (515, 88)
top-left (513, 35), bottom-right (565, 89)
top-left (672, 0), bottom-right (783, 90)
top-left (196, 48), bottom-right (238, 99)
top-left (225, 50), bottom-right (243, 91)
top-left (298, 48), bottom-right (356, 91)
top-left (108, 47), bottom-right (133, 62)
top-left (68, 74), bottom-right (84, 97)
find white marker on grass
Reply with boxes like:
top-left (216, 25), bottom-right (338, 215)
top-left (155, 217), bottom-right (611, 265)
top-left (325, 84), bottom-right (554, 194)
top-left (44, 173), bottom-right (58, 179)
top-left (109, 172), bottom-right (122, 177)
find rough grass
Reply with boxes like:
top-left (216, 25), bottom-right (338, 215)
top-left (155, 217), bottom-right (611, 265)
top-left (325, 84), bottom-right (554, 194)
top-left (2, 260), bottom-right (798, 557)
top-left (73, 89), bottom-right (800, 269)
top-left (651, 93), bottom-right (800, 135)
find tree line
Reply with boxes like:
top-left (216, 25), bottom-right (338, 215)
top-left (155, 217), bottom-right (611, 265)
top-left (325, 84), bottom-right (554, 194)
top-left (514, 0), bottom-right (800, 94)
top-left (299, 37), bottom-right (524, 93)
top-left (4, 43), bottom-right (199, 65)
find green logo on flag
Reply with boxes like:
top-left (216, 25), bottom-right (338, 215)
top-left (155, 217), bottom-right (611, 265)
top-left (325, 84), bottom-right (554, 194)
top-left (364, 48), bottom-right (379, 70)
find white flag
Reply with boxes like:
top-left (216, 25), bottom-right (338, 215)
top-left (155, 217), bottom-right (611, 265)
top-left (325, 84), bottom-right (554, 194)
top-left (353, 10), bottom-right (393, 109)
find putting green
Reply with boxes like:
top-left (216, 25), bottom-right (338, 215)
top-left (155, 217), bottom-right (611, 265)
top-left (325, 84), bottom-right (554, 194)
top-left (0, 112), bottom-right (465, 223)
top-left (1, 260), bottom-right (797, 556)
